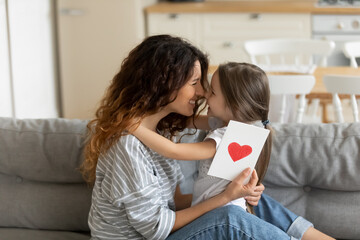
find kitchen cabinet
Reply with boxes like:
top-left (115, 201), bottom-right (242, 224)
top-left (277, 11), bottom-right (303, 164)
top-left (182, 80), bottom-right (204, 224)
top-left (147, 13), bottom-right (202, 47)
top-left (147, 13), bottom-right (311, 65)
top-left (57, 0), bottom-right (156, 119)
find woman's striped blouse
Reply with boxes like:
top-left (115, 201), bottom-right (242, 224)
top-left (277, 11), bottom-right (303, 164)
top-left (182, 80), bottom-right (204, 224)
top-left (88, 134), bottom-right (184, 239)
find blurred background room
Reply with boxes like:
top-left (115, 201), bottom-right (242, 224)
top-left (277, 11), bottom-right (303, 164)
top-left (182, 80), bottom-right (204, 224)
top-left (1, 0), bottom-right (359, 122)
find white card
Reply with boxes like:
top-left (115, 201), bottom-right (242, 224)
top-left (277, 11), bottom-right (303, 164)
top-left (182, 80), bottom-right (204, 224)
top-left (207, 120), bottom-right (270, 183)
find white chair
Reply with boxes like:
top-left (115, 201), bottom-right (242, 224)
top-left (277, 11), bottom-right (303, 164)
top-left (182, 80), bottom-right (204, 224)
top-left (323, 75), bottom-right (360, 123)
top-left (244, 38), bottom-right (335, 123)
top-left (244, 38), bottom-right (335, 68)
top-left (343, 41), bottom-right (360, 68)
top-left (267, 75), bottom-right (315, 123)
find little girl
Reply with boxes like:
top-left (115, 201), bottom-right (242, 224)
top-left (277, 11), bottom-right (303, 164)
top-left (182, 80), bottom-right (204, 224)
top-left (133, 62), bottom-right (272, 213)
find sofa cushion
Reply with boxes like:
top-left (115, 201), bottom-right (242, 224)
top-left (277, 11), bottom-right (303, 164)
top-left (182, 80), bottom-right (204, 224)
top-left (0, 228), bottom-right (90, 240)
top-left (0, 117), bottom-right (91, 232)
top-left (0, 117), bottom-right (88, 183)
top-left (264, 122), bottom-right (360, 240)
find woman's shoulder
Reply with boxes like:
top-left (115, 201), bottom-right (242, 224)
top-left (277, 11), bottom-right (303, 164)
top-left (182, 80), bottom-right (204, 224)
top-left (117, 133), bottom-right (140, 146)
top-left (117, 134), bottom-right (165, 157)
top-left (113, 134), bottom-right (148, 157)
top-left (101, 134), bottom-right (154, 174)
top-left (110, 134), bottom-right (181, 177)
top-left (113, 134), bottom-right (169, 162)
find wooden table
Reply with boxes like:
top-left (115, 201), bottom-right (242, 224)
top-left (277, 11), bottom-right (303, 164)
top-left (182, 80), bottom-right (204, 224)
top-left (209, 66), bottom-right (360, 123)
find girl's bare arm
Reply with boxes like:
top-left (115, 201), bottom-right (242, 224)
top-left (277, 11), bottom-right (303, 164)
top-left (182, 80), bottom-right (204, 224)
top-left (132, 124), bottom-right (216, 160)
top-left (174, 185), bottom-right (192, 211)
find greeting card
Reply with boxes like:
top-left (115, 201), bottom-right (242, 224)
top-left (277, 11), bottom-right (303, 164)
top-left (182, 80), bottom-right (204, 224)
top-left (207, 120), bottom-right (270, 183)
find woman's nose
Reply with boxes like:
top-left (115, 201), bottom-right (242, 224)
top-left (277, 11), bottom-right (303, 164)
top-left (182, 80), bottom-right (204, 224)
top-left (195, 83), bottom-right (205, 97)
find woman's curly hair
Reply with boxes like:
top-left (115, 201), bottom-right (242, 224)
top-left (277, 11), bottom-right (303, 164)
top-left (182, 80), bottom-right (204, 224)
top-left (80, 35), bottom-right (209, 184)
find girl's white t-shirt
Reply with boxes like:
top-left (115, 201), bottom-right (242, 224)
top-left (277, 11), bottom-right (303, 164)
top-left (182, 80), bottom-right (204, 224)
top-left (191, 118), bottom-right (264, 210)
top-left (191, 126), bottom-right (247, 210)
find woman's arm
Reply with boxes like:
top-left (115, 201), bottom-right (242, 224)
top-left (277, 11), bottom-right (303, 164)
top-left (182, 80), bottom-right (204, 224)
top-left (133, 124), bottom-right (216, 160)
top-left (172, 168), bottom-right (258, 232)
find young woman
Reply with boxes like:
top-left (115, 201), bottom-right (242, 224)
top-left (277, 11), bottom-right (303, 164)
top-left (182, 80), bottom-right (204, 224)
top-left (81, 35), bottom-right (334, 240)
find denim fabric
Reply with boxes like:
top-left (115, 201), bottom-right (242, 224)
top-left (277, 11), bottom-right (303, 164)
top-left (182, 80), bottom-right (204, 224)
top-left (167, 194), bottom-right (313, 240)
top-left (255, 193), bottom-right (313, 239)
top-left (167, 205), bottom-right (290, 240)
top-left (287, 217), bottom-right (314, 240)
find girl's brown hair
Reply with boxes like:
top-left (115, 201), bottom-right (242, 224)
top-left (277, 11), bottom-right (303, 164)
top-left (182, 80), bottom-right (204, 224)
top-left (81, 35), bottom-right (209, 184)
top-left (218, 62), bottom-right (272, 213)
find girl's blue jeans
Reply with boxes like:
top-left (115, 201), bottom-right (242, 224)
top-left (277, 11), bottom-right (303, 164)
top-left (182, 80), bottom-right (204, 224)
top-left (167, 193), bottom-right (313, 240)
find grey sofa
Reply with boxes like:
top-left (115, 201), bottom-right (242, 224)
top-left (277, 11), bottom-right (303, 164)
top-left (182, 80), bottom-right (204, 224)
top-left (0, 117), bottom-right (359, 240)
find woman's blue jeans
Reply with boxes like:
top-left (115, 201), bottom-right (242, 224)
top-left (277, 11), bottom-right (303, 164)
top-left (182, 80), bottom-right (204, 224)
top-left (167, 193), bottom-right (313, 240)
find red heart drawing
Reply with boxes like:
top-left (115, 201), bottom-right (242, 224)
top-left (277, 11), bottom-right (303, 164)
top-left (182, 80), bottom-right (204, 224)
top-left (228, 142), bottom-right (252, 162)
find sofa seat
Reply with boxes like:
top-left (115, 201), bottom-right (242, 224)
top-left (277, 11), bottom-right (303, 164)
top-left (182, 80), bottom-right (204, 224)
top-left (0, 118), bottom-right (91, 239)
top-left (1, 117), bottom-right (359, 239)
top-left (0, 228), bottom-right (90, 240)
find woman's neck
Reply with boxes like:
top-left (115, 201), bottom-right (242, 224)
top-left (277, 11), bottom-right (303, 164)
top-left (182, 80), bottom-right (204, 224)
top-left (141, 110), bottom-right (170, 132)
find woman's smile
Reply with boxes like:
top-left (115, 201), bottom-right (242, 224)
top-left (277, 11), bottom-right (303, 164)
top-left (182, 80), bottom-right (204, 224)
top-left (167, 60), bottom-right (203, 116)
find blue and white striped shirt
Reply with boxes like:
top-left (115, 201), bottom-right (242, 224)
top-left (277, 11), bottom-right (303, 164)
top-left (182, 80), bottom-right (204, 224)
top-left (89, 134), bottom-right (184, 240)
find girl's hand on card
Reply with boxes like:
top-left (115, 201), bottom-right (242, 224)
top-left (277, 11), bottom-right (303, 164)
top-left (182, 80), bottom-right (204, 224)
top-left (222, 168), bottom-right (258, 202)
top-left (244, 182), bottom-right (264, 206)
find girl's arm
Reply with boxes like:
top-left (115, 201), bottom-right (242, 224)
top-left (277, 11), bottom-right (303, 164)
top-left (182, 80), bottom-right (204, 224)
top-left (172, 168), bottom-right (258, 232)
top-left (174, 185), bottom-right (192, 210)
top-left (133, 124), bottom-right (216, 160)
